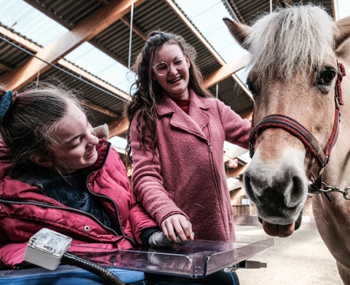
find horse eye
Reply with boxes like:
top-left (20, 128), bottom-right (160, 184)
top-left (246, 79), bottom-right (257, 95)
top-left (317, 69), bottom-right (336, 86)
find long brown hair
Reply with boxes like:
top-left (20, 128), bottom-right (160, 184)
top-left (125, 31), bottom-right (212, 167)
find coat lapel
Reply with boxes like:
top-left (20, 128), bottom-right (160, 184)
top-left (157, 91), bottom-right (210, 141)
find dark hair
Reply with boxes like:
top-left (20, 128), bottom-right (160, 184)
top-left (125, 31), bottom-right (212, 167)
top-left (0, 83), bottom-right (84, 171)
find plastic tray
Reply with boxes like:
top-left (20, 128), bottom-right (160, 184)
top-left (76, 235), bottom-right (273, 278)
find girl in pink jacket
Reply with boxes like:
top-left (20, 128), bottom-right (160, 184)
top-left (0, 84), bottom-right (167, 270)
top-left (126, 31), bottom-right (251, 245)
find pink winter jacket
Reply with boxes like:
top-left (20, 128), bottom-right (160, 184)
top-left (0, 140), bottom-right (157, 269)
top-left (130, 91), bottom-right (251, 242)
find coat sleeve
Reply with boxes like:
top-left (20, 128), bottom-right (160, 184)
top-left (105, 147), bottom-right (158, 245)
top-left (128, 192), bottom-right (158, 244)
top-left (0, 243), bottom-right (27, 269)
top-left (130, 113), bottom-right (188, 226)
top-left (216, 99), bottom-right (251, 149)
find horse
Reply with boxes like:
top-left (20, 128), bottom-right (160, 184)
top-left (224, 4), bottom-right (350, 284)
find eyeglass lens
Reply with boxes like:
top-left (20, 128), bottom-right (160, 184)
top-left (154, 56), bottom-right (186, 75)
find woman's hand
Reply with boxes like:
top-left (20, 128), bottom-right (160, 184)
top-left (161, 214), bottom-right (194, 243)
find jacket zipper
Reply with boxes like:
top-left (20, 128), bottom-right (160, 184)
top-left (86, 144), bottom-right (135, 246)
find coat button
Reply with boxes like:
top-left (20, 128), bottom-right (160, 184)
top-left (103, 142), bottom-right (107, 146)
top-left (84, 225), bottom-right (90, 232)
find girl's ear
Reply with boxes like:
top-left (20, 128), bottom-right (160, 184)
top-left (30, 154), bottom-right (53, 168)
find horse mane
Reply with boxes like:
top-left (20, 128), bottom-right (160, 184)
top-left (246, 5), bottom-right (337, 84)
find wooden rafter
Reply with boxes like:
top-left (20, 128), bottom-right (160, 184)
top-left (226, 164), bottom-right (248, 178)
top-left (0, 62), bottom-right (12, 72)
top-left (203, 54), bottom-right (250, 88)
top-left (24, 0), bottom-right (146, 68)
top-left (0, 26), bottom-right (125, 120)
top-left (108, 117), bottom-right (130, 138)
top-left (1, 0), bottom-right (143, 91)
top-left (120, 17), bottom-right (148, 41)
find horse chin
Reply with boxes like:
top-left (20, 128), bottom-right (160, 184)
top-left (262, 220), bottom-right (295, 237)
top-left (259, 209), bottom-right (303, 237)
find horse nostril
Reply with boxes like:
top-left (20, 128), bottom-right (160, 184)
top-left (288, 176), bottom-right (305, 206)
top-left (243, 175), bottom-right (259, 203)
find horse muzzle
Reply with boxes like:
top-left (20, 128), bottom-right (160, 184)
top-left (243, 150), bottom-right (308, 237)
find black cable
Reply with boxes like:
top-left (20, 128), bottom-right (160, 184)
top-left (0, 35), bottom-right (129, 103)
top-left (61, 252), bottom-right (126, 285)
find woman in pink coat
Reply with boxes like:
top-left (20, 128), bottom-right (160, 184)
top-left (126, 31), bottom-right (251, 245)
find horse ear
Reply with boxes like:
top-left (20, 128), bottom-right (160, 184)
top-left (335, 16), bottom-right (350, 50)
top-left (223, 17), bottom-right (250, 50)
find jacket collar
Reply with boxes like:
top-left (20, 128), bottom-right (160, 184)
top-left (156, 90), bottom-right (210, 140)
top-left (83, 139), bottom-right (110, 174)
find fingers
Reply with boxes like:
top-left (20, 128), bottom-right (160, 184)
top-left (161, 214), bottom-right (193, 243)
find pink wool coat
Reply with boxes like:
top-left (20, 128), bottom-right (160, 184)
top-left (130, 91), bottom-right (251, 242)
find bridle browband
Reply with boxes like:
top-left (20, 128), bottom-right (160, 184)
top-left (249, 62), bottom-right (346, 198)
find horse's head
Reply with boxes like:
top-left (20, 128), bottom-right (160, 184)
top-left (224, 5), bottom-right (350, 237)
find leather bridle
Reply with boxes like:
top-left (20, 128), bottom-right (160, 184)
top-left (248, 62), bottom-right (346, 197)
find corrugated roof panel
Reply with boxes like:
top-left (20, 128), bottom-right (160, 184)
top-left (175, 0), bottom-right (248, 63)
top-left (0, 0), bottom-right (67, 46)
top-left (0, 39), bottom-right (32, 69)
top-left (64, 42), bottom-right (134, 93)
top-left (225, 0), bottom-right (335, 25)
top-left (26, 0), bottom-right (106, 28)
top-left (39, 63), bottom-right (127, 116)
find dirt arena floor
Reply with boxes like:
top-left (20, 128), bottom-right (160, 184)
top-left (234, 223), bottom-right (343, 285)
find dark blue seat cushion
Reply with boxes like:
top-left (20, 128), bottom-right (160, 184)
top-left (0, 265), bottom-right (145, 285)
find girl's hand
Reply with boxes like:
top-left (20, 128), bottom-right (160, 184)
top-left (161, 214), bottom-right (194, 243)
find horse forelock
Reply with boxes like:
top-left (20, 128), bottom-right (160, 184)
top-left (246, 5), bottom-right (337, 84)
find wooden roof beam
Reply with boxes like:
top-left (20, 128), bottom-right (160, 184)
top-left (120, 17), bottom-right (148, 41)
top-left (226, 164), bottom-right (248, 178)
top-left (108, 116), bottom-right (129, 138)
top-left (1, 0), bottom-right (143, 91)
top-left (0, 26), bottom-right (128, 116)
top-left (203, 54), bottom-right (250, 88)
top-left (0, 62), bottom-right (12, 72)
top-left (0, 27), bottom-right (39, 52)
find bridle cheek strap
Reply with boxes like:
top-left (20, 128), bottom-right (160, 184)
top-left (249, 112), bottom-right (339, 170)
top-left (249, 62), bottom-right (345, 171)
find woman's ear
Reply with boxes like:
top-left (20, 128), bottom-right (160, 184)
top-left (185, 55), bottom-right (190, 69)
top-left (30, 154), bottom-right (53, 168)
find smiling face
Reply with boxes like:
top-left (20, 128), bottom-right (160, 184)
top-left (49, 101), bottom-right (99, 174)
top-left (152, 42), bottom-right (191, 99)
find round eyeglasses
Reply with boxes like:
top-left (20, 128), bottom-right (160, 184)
top-left (152, 55), bottom-right (187, 76)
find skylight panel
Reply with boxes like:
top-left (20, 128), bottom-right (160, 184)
top-left (0, 0), bottom-right (67, 46)
top-left (337, 0), bottom-right (350, 19)
top-left (64, 42), bottom-right (134, 94)
top-left (174, 0), bottom-right (248, 63)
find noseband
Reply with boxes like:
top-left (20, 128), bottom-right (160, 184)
top-left (249, 62), bottom-right (346, 198)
